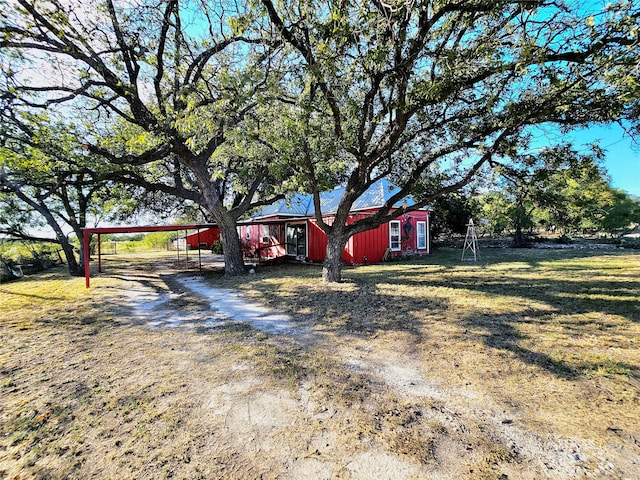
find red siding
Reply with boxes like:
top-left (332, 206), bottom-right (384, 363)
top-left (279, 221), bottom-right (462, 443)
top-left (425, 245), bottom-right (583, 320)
top-left (344, 210), bottom-right (430, 264)
top-left (237, 208), bottom-right (428, 264)
top-left (350, 220), bottom-right (390, 264)
top-left (238, 224), bottom-right (286, 259)
top-left (307, 219), bottom-right (327, 262)
top-left (393, 211), bottom-right (430, 258)
top-left (185, 227), bottom-right (220, 249)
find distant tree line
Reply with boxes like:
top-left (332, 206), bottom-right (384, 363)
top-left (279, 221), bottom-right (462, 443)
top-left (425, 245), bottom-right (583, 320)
top-left (430, 145), bottom-right (640, 244)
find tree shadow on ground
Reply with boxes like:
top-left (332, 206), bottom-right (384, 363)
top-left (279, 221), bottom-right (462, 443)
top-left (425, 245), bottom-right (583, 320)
top-left (377, 271), bottom-right (639, 322)
top-left (356, 256), bottom-right (638, 377)
top-left (358, 247), bottom-right (639, 324)
top-left (457, 310), bottom-right (638, 379)
top-left (310, 284), bottom-right (446, 341)
top-left (219, 250), bottom-right (639, 380)
top-left (0, 287), bottom-right (52, 301)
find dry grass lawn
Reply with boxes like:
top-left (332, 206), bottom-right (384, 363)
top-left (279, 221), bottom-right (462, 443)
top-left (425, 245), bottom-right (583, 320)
top-left (0, 247), bottom-right (638, 479)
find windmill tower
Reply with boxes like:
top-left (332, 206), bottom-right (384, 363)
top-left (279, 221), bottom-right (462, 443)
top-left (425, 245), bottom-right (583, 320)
top-left (461, 219), bottom-right (479, 261)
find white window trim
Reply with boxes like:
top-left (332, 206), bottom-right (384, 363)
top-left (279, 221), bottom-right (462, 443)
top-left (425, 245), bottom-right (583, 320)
top-left (389, 220), bottom-right (401, 251)
top-left (417, 221), bottom-right (426, 250)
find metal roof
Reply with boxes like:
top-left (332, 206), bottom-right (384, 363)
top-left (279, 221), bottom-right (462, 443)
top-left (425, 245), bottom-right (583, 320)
top-left (251, 192), bottom-right (312, 219)
top-left (251, 179), bottom-right (420, 219)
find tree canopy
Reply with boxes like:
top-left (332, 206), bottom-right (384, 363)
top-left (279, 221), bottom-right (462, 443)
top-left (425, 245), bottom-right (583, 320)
top-left (0, 110), bottom-right (122, 274)
top-left (1, 0), bottom-right (639, 281)
top-left (0, 0), bottom-right (294, 275)
top-left (470, 142), bottom-right (640, 242)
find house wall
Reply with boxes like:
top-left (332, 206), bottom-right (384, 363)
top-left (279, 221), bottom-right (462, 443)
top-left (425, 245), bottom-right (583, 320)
top-left (344, 210), bottom-right (430, 264)
top-left (238, 223), bottom-right (286, 259)
top-left (347, 216), bottom-right (390, 264)
top-left (307, 219), bottom-right (328, 262)
top-left (309, 209), bottom-right (429, 264)
top-left (241, 208), bottom-right (429, 264)
top-left (391, 210), bottom-right (430, 257)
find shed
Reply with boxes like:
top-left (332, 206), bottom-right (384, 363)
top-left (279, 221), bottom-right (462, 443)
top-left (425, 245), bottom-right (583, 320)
top-left (180, 226), bottom-right (221, 249)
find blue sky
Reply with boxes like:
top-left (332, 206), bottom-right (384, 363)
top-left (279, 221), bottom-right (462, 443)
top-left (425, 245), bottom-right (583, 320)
top-left (569, 125), bottom-right (640, 197)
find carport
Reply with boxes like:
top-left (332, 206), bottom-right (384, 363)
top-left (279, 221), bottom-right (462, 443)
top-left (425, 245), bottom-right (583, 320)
top-left (81, 224), bottom-right (216, 288)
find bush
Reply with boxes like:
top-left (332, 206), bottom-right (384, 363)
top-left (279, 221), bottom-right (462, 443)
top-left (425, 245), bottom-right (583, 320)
top-left (211, 241), bottom-right (223, 254)
top-left (142, 231), bottom-right (175, 249)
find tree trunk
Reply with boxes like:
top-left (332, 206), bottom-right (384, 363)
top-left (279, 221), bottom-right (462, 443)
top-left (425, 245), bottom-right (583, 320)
top-left (10, 188), bottom-right (83, 276)
top-left (61, 236), bottom-right (82, 276)
top-left (322, 231), bottom-right (348, 283)
top-left (513, 221), bottom-right (524, 247)
top-left (44, 216), bottom-right (82, 276)
top-left (211, 203), bottom-right (246, 276)
top-left (219, 223), bottom-right (246, 275)
top-left (188, 157), bottom-right (246, 276)
top-left (512, 202), bottom-right (527, 247)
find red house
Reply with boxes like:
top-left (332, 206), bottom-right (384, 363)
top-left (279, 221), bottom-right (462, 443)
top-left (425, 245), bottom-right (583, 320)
top-left (238, 180), bottom-right (430, 264)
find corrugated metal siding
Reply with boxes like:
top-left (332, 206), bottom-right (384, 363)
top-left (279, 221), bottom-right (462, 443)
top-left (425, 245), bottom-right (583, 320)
top-left (186, 227), bottom-right (220, 248)
top-left (351, 216), bottom-right (390, 264)
top-left (307, 219), bottom-right (327, 262)
top-left (343, 234), bottom-right (355, 264)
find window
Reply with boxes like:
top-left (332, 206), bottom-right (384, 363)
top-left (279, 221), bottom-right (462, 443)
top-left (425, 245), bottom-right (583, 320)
top-left (286, 223), bottom-right (307, 256)
top-left (389, 221), bottom-right (401, 251)
top-left (245, 225), bottom-right (251, 240)
top-left (261, 224), bottom-right (270, 243)
top-left (417, 221), bottom-right (426, 250)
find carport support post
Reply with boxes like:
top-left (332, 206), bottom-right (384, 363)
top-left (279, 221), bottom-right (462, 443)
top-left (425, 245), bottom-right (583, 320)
top-left (83, 229), bottom-right (91, 288)
top-left (197, 228), bottom-right (202, 272)
top-left (98, 234), bottom-right (102, 273)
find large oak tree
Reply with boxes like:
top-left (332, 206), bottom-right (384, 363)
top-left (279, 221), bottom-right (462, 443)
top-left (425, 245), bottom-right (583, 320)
top-left (0, 0), bottom-right (288, 275)
top-left (261, 0), bottom-right (639, 281)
